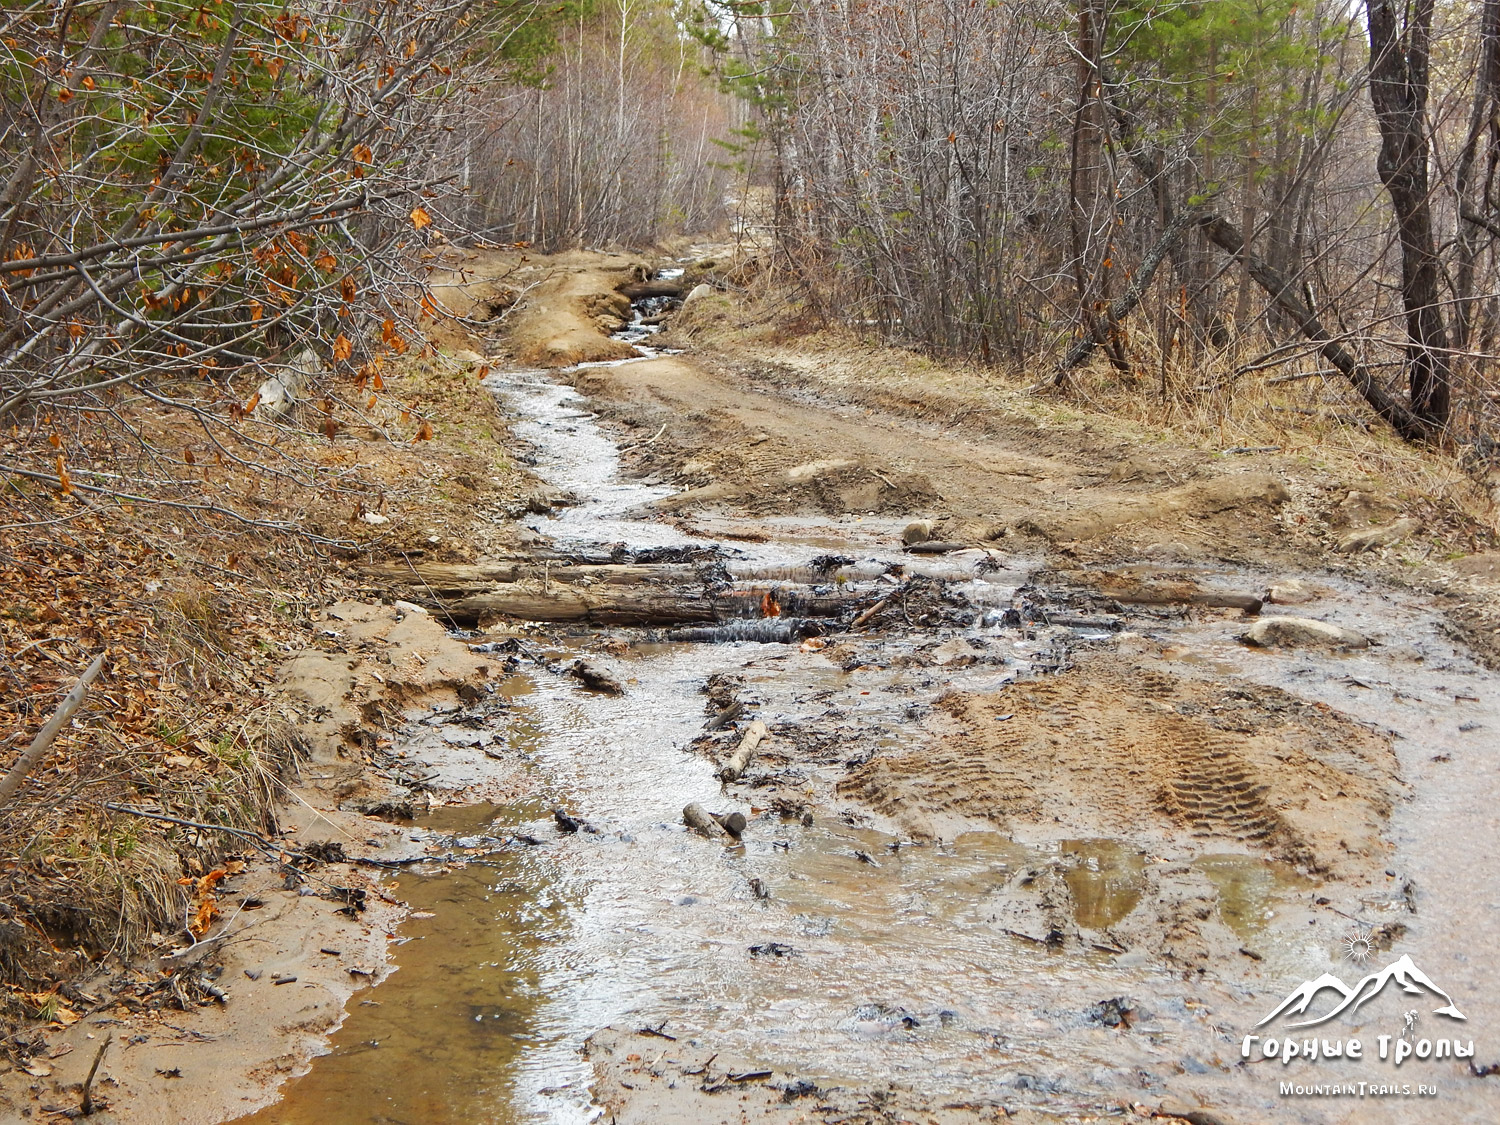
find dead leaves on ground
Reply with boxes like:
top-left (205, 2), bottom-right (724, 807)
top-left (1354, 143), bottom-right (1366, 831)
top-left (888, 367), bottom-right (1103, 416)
top-left (177, 868), bottom-right (229, 939)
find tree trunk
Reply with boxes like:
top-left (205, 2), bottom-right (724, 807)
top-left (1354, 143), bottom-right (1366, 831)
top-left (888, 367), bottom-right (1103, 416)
top-left (1067, 0), bottom-right (1128, 373)
top-left (1453, 0), bottom-right (1500, 353)
top-left (1366, 0), bottom-right (1451, 428)
top-left (1198, 214), bottom-right (1429, 440)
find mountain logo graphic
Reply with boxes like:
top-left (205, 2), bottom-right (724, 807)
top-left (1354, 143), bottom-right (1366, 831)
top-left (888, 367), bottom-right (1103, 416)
top-left (1257, 954), bottom-right (1467, 1029)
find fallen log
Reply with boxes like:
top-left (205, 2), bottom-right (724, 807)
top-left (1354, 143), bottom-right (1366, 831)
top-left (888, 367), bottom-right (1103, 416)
top-left (621, 279), bottom-right (687, 300)
top-left (442, 587), bottom-right (722, 627)
top-left (1043, 612), bottom-right (1122, 630)
top-left (1045, 206), bottom-right (1196, 386)
top-left (683, 802), bottom-right (730, 839)
top-left (711, 811), bottom-right (747, 837)
top-left (356, 560), bottom-right (703, 593)
top-left (903, 541), bottom-right (970, 555)
top-left (705, 701), bottom-right (744, 731)
top-left (669, 618), bottom-right (824, 644)
top-left (1197, 214), bottom-right (1430, 441)
top-left (440, 586), bottom-right (857, 628)
top-left (1099, 584), bottom-right (1263, 614)
top-left (718, 720), bottom-right (767, 782)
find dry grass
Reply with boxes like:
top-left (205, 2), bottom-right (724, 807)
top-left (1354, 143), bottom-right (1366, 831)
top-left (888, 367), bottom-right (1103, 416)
top-left (678, 275), bottom-right (1499, 560)
top-left (0, 498), bottom-right (311, 1029)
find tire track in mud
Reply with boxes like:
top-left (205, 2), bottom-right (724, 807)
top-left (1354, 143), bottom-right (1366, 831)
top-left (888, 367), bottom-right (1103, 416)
top-left (838, 654), bottom-right (1401, 880)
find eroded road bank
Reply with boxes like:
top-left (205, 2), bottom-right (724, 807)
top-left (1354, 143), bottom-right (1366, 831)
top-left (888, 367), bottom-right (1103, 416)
top-left (236, 317), bottom-right (1500, 1125)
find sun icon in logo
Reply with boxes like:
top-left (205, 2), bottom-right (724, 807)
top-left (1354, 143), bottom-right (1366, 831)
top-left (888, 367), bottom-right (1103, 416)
top-left (1343, 927), bottom-right (1375, 964)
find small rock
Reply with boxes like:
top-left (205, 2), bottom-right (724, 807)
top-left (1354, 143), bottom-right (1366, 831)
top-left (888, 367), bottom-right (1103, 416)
top-left (393, 600), bottom-right (427, 618)
top-left (567, 660), bottom-right (623, 695)
top-left (553, 808), bottom-right (586, 833)
top-left (1087, 996), bottom-right (1138, 1028)
top-left (449, 349), bottom-right (487, 368)
top-left (901, 519), bottom-right (935, 546)
top-left (1336, 516), bottom-right (1421, 554)
top-left (930, 637), bottom-right (978, 667)
top-left (441, 729), bottom-right (490, 748)
top-left (1266, 578), bottom-right (1315, 605)
top-left (681, 282), bottom-right (714, 306)
top-left (1242, 616), bottom-right (1369, 649)
top-left (748, 941), bottom-right (796, 957)
top-left (253, 348), bottom-right (318, 420)
top-left (360, 512), bottom-right (390, 525)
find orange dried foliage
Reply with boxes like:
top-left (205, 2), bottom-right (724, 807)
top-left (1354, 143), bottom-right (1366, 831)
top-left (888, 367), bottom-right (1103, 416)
top-left (177, 868), bottom-right (229, 939)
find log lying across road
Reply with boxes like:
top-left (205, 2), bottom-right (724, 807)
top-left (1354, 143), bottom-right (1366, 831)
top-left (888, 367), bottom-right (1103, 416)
top-left (356, 560), bottom-right (703, 594)
top-left (446, 586), bottom-right (723, 626)
top-left (620, 279), bottom-right (689, 300)
top-left (360, 559), bottom-right (858, 627)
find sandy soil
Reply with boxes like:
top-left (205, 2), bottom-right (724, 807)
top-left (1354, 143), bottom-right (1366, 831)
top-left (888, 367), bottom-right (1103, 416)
top-left (841, 652), bottom-right (1398, 879)
top-left (584, 1026), bottom-right (1108, 1125)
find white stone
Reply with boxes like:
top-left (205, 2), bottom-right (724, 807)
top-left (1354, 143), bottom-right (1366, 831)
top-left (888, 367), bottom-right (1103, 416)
top-left (1242, 616), bottom-right (1369, 649)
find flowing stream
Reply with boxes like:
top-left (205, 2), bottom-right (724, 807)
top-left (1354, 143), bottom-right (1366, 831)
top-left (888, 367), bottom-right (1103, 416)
top-left (240, 344), bottom-right (1500, 1124)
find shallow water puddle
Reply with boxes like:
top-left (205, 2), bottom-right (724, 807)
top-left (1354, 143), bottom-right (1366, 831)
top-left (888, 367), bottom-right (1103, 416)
top-left (1058, 840), bottom-right (1146, 931)
top-left (236, 803), bottom-right (567, 1125)
top-left (1192, 853), bottom-right (1310, 939)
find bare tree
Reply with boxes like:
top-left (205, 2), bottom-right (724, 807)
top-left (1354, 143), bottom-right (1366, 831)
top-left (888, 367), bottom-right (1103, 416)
top-left (1366, 0), bottom-right (1451, 431)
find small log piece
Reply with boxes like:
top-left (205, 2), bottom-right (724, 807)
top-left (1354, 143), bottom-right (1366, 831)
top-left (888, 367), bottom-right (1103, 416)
top-left (684, 802), bottom-right (730, 839)
top-left (711, 811), bottom-right (748, 838)
top-left (718, 720), bottom-right (767, 782)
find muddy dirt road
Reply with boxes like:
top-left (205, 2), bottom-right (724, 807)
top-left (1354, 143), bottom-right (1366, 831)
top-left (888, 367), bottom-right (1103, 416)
top-left (36, 250), bottom-right (1498, 1125)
